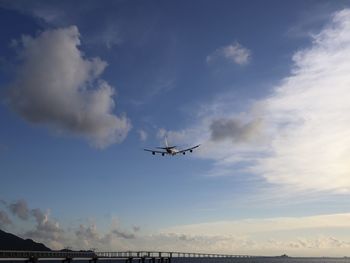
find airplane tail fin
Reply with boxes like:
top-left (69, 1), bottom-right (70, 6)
top-left (165, 136), bottom-right (169, 147)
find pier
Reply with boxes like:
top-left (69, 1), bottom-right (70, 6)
top-left (0, 251), bottom-right (255, 262)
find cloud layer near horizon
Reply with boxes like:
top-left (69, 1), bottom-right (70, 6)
top-left (2, 199), bottom-right (350, 256)
top-left (8, 26), bottom-right (131, 148)
top-left (159, 213), bottom-right (350, 256)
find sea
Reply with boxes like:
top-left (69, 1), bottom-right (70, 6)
top-left (171, 258), bottom-right (350, 263)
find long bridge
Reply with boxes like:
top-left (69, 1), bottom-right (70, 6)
top-left (0, 251), bottom-right (257, 262)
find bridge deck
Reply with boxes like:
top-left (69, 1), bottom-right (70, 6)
top-left (0, 251), bottom-right (253, 261)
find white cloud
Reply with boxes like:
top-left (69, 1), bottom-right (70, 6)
top-left (167, 9), bottom-right (350, 194)
top-left (164, 213), bottom-right (350, 236)
top-left (160, 213), bottom-right (350, 256)
top-left (7, 26), bottom-right (131, 148)
top-left (253, 8), bottom-right (350, 193)
top-left (138, 129), bottom-right (148, 141)
top-left (207, 42), bottom-right (251, 65)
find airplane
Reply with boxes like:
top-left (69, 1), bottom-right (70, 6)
top-left (144, 137), bottom-right (200, 156)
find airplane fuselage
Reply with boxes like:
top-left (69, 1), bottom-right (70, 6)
top-left (166, 148), bottom-right (178, 155)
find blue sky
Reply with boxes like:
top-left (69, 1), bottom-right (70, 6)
top-left (1, 0), bottom-right (350, 256)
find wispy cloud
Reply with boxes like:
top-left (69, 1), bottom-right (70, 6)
top-left (7, 26), bottom-right (131, 148)
top-left (129, 78), bottom-right (175, 106)
top-left (286, 3), bottom-right (340, 39)
top-left (253, 9), bottom-right (350, 193)
top-left (164, 213), bottom-right (350, 236)
top-left (207, 42), bottom-right (251, 65)
top-left (0, 1), bottom-right (123, 49)
top-left (138, 129), bottom-right (148, 141)
top-left (86, 24), bottom-right (122, 49)
top-left (166, 9), bottom-right (350, 194)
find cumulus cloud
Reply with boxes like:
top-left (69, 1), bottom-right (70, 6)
top-left (207, 42), bottom-right (251, 65)
top-left (210, 117), bottom-right (263, 143)
top-left (132, 225), bottom-right (141, 232)
top-left (75, 224), bottom-right (101, 248)
top-left (8, 199), bottom-right (29, 220)
top-left (75, 223), bottom-right (136, 249)
top-left (5, 199), bottom-right (64, 249)
top-left (25, 208), bottom-right (64, 249)
top-left (7, 26), bottom-right (131, 148)
top-left (0, 210), bottom-right (12, 226)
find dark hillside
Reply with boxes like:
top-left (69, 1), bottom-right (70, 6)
top-left (0, 229), bottom-right (51, 251)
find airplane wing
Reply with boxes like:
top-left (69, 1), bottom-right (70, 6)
top-left (144, 149), bottom-right (167, 155)
top-left (177, 144), bottom-right (200, 154)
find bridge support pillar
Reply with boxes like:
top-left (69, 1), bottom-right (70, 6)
top-left (26, 256), bottom-right (37, 263)
top-left (62, 257), bottom-right (72, 263)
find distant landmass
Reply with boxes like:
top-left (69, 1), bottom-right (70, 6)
top-left (0, 229), bottom-right (51, 251)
